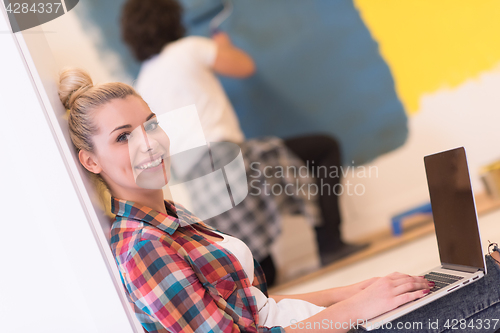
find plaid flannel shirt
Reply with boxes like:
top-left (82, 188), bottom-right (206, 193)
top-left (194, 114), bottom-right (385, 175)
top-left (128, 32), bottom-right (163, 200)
top-left (110, 197), bottom-right (285, 333)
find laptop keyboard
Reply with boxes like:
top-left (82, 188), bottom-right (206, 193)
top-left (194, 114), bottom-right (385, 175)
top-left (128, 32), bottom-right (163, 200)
top-left (424, 272), bottom-right (463, 294)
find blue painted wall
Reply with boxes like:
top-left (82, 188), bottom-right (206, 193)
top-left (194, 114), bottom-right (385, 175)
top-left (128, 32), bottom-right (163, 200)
top-left (74, 0), bottom-right (407, 165)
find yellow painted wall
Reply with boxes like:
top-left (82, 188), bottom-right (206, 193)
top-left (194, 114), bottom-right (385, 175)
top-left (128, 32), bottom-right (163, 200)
top-left (354, 0), bottom-right (500, 114)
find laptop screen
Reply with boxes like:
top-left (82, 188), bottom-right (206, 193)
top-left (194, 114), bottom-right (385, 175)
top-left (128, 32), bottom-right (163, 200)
top-left (424, 147), bottom-right (485, 271)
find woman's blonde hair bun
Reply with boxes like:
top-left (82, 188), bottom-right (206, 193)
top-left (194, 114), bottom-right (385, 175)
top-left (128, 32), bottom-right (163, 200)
top-left (58, 68), bottom-right (94, 110)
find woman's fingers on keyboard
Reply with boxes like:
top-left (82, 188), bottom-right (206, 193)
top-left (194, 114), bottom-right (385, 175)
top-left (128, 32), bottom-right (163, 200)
top-left (393, 279), bottom-right (431, 295)
top-left (388, 272), bottom-right (429, 283)
top-left (343, 273), bottom-right (432, 319)
top-left (393, 288), bottom-right (430, 306)
top-left (392, 276), bottom-right (430, 288)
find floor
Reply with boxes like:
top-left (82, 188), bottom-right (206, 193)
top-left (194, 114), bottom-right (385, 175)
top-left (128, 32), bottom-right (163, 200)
top-left (274, 208), bottom-right (500, 295)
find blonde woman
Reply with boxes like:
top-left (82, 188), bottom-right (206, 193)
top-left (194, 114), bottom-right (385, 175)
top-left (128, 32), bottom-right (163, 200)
top-left (59, 68), bottom-right (500, 333)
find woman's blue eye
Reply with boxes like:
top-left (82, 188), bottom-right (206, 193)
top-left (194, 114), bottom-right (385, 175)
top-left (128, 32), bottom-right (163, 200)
top-left (145, 121), bottom-right (159, 132)
top-left (117, 132), bottom-right (131, 143)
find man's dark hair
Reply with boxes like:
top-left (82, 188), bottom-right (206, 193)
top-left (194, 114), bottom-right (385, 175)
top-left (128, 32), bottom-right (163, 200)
top-left (121, 0), bottom-right (186, 62)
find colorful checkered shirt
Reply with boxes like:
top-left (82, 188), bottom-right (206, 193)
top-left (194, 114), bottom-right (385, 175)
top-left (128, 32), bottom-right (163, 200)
top-left (110, 197), bottom-right (286, 333)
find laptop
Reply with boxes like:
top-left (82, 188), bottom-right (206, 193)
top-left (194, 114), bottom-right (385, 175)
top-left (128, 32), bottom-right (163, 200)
top-left (363, 147), bottom-right (486, 330)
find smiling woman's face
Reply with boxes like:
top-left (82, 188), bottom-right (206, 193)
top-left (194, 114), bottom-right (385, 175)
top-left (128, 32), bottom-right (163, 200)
top-left (84, 95), bottom-right (171, 198)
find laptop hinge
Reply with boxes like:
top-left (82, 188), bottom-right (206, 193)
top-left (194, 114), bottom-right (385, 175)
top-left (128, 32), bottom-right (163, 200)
top-left (441, 263), bottom-right (481, 273)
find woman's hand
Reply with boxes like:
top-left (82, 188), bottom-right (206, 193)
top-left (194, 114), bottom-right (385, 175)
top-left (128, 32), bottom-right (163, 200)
top-left (330, 277), bottom-right (380, 304)
top-left (341, 272), bottom-right (432, 321)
